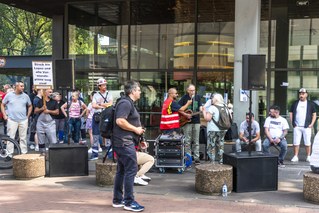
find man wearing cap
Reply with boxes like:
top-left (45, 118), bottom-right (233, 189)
top-left (90, 78), bottom-right (113, 160)
top-left (289, 88), bottom-right (317, 162)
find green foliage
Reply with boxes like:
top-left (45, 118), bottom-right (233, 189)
top-left (0, 3), bottom-right (52, 55)
top-left (69, 26), bottom-right (95, 55)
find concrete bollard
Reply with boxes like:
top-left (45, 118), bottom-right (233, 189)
top-left (195, 163), bottom-right (233, 195)
top-left (13, 154), bottom-right (45, 179)
top-left (96, 160), bottom-right (117, 186)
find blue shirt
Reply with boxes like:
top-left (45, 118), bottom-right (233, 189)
top-left (3, 91), bottom-right (31, 122)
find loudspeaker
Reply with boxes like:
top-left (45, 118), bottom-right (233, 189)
top-left (55, 59), bottom-right (75, 90)
top-left (242, 54), bottom-right (266, 90)
top-left (223, 152), bottom-right (278, 192)
top-left (47, 144), bottom-right (88, 177)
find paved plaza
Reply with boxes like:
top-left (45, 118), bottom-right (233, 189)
top-left (1, 157), bottom-right (319, 213)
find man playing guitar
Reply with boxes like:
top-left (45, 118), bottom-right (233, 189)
top-left (178, 84), bottom-right (203, 165)
top-left (160, 88), bottom-right (192, 134)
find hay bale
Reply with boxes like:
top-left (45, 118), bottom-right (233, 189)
top-left (195, 163), bottom-right (233, 195)
top-left (304, 171), bottom-right (319, 204)
top-left (13, 154), bottom-right (45, 179)
top-left (96, 160), bottom-right (117, 186)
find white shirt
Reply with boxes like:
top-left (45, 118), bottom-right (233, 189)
top-left (207, 104), bottom-right (220, 132)
top-left (92, 91), bottom-right (113, 113)
top-left (295, 100), bottom-right (307, 127)
top-left (264, 116), bottom-right (289, 138)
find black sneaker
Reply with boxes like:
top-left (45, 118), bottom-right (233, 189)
top-left (278, 160), bottom-right (285, 168)
top-left (4, 156), bottom-right (12, 162)
top-left (124, 201), bottom-right (144, 212)
top-left (112, 200), bottom-right (125, 208)
top-left (195, 160), bottom-right (201, 165)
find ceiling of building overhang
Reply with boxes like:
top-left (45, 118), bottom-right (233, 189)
top-left (0, 0), bottom-right (319, 24)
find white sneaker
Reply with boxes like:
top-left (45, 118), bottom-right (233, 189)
top-left (306, 156), bottom-right (311, 162)
top-left (34, 146), bottom-right (39, 152)
top-left (88, 148), bottom-right (92, 153)
top-left (29, 144), bottom-right (35, 150)
top-left (291, 156), bottom-right (299, 162)
top-left (134, 176), bottom-right (148, 186)
top-left (141, 174), bottom-right (151, 181)
top-left (98, 148), bottom-right (103, 152)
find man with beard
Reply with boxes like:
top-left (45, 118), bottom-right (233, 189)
top-left (160, 88), bottom-right (192, 134)
top-left (289, 88), bottom-right (316, 163)
top-left (1, 81), bottom-right (32, 155)
top-left (262, 105), bottom-right (289, 168)
top-left (34, 89), bottom-right (59, 153)
top-left (178, 84), bottom-right (202, 164)
top-left (112, 81), bottom-right (144, 212)
top-left (90, 78), bottom-right (113, 160)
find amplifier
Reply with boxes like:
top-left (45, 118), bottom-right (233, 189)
top-left (223, 152), bottom-right (278, 192)
top-left (158, 134), bottom-right (184, 142)
top-left (158, 141), bottom-right (182, 146)
top-left (47, 144), bottom-right (89, 177)
top-left (157, 158), bottom-right (183, 166)
top-left (157, 148), bottom-right (181, 154)
top-left (157, 152), bottom-right (182, 158)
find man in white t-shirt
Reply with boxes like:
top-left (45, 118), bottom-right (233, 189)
top-left (262, 105), bottom-right (289, 168)
top-left (90, 78), bottom-right (113, 160)
top-left (235, 112), bottom-right (261, 152)
top-left (289, 88), bottom-right (316, 163)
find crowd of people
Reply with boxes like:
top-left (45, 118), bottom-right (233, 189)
top-left (160, 85), bottom-right (318, 169)
top-left (2, 79), bottom-right (319, 212)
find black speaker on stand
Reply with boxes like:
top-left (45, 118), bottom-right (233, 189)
top-left (55, 59), bottom-right (75, 90)
top-left (242, 54), bottom-right (266, 90)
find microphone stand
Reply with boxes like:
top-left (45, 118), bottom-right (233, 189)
top-left (248, 90), bottom-right (253, 156)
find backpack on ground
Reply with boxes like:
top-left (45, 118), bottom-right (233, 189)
top-left (212, 104), bottom-right (232, 130)
top-left (224, 123), bottom-right (239, 141)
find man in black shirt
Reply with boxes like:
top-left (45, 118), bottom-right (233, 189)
top-left (112, 81), bottom-right (145, 212)
top-left (178, 84), bottom-right (202, 165)
top-left (34, 89), bottom-right (59, 153)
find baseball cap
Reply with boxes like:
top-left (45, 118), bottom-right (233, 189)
top-left (97, 78), bottom-right (107, 86)
top-left (299, 88), bottom-right (307, 93)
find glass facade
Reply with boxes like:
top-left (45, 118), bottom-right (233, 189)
top-left (67, 0), bottom-right (236, 135)
top-left (64, 0), bottom-right (319, 132)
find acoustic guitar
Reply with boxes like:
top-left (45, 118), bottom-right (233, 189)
top-left (179, 109), bottom-right (201, 127)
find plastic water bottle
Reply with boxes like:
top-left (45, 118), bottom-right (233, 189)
top-left (222, 183), bottom-right (228, 197)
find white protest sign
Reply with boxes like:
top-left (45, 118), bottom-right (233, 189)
top-left (32, 61), bottom-right (53, 89)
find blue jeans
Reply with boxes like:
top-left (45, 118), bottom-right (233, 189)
top-left (262, 138), bottom-right (287, 162)
top-left (92, 113), bottom-right (100, 150)
top-left (113, 143), bottom-right (138, 205)
top-left (68, 118), bottom-right (81, 143)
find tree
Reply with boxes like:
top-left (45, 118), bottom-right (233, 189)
top-left (0, 3), bottom-right (52, 56)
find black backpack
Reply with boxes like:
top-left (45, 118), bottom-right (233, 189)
top-left (212, 104), bottom-right (232, 130)
top-left (99, 96), bottom-right (134, 139)
top-left (99, 105), bottom-right (115, 139)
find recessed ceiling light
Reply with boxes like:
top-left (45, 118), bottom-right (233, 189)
top-left (296, 0), bottom-right (309, 6)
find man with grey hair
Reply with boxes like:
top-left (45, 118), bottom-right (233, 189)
top-left (112, 80), bottom-right (145, 212)
top-left (178, 84), bottom-right (203, 165)
top-left (1, 81), bottom-right (32, 155)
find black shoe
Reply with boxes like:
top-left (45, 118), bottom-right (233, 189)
top-left (4, 156), bottom-right (12, 162)
top-left (278, 160), bottom-right (285, 168)
top-left (195, 160), bottom-right (201, 165)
